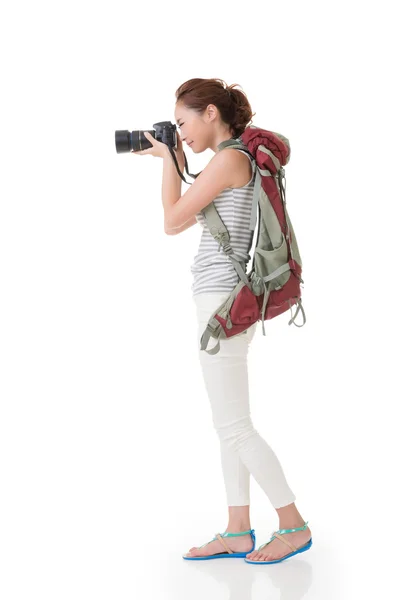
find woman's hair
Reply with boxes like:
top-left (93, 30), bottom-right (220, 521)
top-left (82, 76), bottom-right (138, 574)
top-left (175, 78), bottom-right (256, 138)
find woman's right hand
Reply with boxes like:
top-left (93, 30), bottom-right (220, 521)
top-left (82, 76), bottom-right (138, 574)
top-left (175, 130), bottom-right (185, 173)
top-left (176, 129), bottom-right (184, 155)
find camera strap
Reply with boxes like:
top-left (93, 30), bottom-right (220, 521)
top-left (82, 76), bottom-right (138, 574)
top-left (166, 147), bottom-right (202, 185)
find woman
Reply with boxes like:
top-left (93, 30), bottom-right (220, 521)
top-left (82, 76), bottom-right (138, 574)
top-left (133, 78), bottom-right (312, 564)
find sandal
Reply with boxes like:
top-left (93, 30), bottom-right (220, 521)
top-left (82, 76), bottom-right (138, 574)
top-left (182, 529), bottom-right (256, 560)
top-left (244, 521), bottom-right (312, 564)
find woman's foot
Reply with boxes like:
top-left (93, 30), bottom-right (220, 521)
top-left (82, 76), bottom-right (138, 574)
top-left (246, 523), bottom-right (311, 562)
top-left (184, 529), bottom-right (254, 558)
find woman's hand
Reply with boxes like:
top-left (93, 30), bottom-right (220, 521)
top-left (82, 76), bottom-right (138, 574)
top-left (131, 130), bottom-right (184, 160)
top-left (132, 129), bottom-right (186, 173)
top-left (131, 131), bottom-right (169, 158)
top-left (175, 128), bottom-right (184, 158)
top-left (174, 130), bottom-right (185, 172)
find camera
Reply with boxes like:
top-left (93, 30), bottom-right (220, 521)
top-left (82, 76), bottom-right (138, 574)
top-left (115, 120), bottom-right (201, 185)
top-left (115, 121), bottom-right (177, 153)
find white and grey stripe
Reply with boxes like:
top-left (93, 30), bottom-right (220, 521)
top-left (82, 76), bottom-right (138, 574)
top-left (191, 150), bottom-right (256, 296)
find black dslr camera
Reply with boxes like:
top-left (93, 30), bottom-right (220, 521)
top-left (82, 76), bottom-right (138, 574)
top-left (115, 120), bottom-right (199, 184)
top-left (115, 121), bottom-right (176, 154)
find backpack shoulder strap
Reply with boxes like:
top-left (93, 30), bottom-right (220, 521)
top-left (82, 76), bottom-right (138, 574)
top-left (216, 138), bottom-right (260, 231)
top-left (198, 138), bottom-right (257, 288)
top-left (217, 138), bottom-right (254, 161)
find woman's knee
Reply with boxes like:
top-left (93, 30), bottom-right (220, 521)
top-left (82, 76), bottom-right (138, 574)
top-left (214, 417), bottom-right (257, 450)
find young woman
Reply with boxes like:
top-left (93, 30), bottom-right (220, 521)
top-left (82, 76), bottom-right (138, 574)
top-left (133, 78), bottom-right (312, 564)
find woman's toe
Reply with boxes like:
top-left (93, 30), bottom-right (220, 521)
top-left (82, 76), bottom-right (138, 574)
top-left (259, 553), bottom-right (268, 561)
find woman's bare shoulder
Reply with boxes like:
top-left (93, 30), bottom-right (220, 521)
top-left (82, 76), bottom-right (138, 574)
top-left (221, 148), bottom-right (253, 189)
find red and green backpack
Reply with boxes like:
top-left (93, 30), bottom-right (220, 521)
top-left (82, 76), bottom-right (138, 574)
top-left (178, 124), bottom-right (306, 355)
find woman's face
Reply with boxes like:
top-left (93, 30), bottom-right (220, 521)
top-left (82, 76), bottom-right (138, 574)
top-left (174, 102), bottom-right (211, 153)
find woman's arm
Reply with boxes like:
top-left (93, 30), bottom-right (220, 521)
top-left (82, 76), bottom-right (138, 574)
top-left (165, 215), bottom-right (198, 235)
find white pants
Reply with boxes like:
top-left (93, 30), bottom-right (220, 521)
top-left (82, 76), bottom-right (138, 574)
top-left (193, 292), bottom-right (296, 508)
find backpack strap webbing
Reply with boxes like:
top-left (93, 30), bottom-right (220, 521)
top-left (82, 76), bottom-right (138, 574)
top-left (200, 138), bottom-right (260, 288)
top-left (217, 139), bottom-right (260, 232)
top-left (200, 201), bottom-right (251, 289)
top-left (199, 318), bottom-right (221, 355)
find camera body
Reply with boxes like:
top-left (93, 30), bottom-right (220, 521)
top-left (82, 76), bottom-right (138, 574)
top-left (115, 121), bottom-right (177, 153)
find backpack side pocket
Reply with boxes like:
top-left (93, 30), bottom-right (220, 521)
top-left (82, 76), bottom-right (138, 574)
top-left (254, 232), bottom-right (291, 289)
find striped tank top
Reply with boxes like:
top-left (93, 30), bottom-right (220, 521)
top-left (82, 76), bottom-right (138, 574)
top-left (190, 149), bottom-right (256, 296)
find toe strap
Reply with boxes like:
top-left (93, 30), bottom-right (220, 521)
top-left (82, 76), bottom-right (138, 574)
top-left (272, 531), bottom-right (297, 552)
top-left (215, 533), bottom-right (233, 554)
top-left (258, 531), bottom-right (298, 553)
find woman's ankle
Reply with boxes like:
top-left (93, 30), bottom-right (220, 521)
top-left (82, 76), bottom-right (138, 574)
top-left (276, 502), bottom-right (306, 530)
top-left (226, 523), bottom-right (252, 533)
top-left (227, 505), bottom-right (251, 533)
top-left (278, 519), bottom-right (308, 531)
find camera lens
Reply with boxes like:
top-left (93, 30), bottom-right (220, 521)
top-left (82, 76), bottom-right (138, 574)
top-left (115, 130), bottom-right (131, 153)
top-left (115, 130), bottom-right (155, 153)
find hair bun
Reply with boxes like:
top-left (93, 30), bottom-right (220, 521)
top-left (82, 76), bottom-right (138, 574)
top-left (175, 77), bottom-right (256, 138)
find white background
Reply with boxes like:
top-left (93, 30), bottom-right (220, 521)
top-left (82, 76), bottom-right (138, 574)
top-left (0, 1), bottom-right (399, 598)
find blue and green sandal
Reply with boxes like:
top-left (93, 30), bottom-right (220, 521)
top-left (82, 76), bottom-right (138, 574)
top-left (182, 529), bottom-right (256, 560)
top-left (244, 521), bottom-right (312, 564)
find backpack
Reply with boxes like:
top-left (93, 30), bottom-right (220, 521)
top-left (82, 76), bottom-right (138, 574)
top-left (177, 125), bottom-right (306, 355)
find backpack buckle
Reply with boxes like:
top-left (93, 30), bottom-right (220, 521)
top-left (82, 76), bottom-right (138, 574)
top-left (207, 317), bottom-right (220, 333)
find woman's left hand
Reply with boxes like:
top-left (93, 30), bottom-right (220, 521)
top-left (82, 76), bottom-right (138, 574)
top-left (131, 131), bottom-right (169, 158)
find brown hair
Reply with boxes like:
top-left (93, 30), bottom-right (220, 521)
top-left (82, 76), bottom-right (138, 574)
top-left (175, 78), bottom-right (256, 138)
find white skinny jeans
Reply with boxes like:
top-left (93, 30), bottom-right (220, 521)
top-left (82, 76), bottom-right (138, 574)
top-left (193, 291), bottom-right (296, 508)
